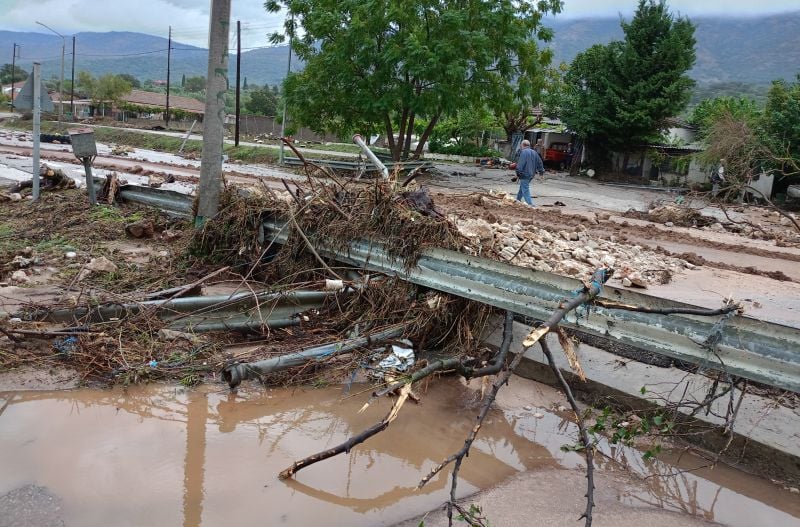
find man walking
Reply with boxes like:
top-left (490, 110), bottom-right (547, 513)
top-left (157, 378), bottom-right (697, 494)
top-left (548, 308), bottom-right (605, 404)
top-left (514, 139), bottom-right (544, 206)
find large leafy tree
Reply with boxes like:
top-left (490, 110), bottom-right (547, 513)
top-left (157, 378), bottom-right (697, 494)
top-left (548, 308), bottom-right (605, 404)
top-left (266, 0), bottom-right (562, 160)
top-left (245, 84), bottom-right (279, 116)
top-left (762, 75), bottom-right (800, 173)
top-left (561, 0), bottom-right (696, 166)
top-left (0, 64), bottom-right (28, 85)
top-left (77, 71), bottom-right (132, 115)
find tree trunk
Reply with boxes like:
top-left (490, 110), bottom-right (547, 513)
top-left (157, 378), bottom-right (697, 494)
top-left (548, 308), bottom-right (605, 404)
top-left (402, 112), bottom-right (416, 161)
top-left (412, 111), bottom-right (440, 160)
top-left (384, 114), bottom-right (396, 161)
top-left (395, 107), bottom-right (409, 162)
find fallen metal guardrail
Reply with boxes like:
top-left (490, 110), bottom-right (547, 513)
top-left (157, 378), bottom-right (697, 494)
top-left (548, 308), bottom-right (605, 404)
top-left (260, 218), bottom-right (800, 393)
top-left (114, 185), bottom-right (800, 392)
top-left (118, 185), bottom-right (193, 218)
top-left (284, 156), bottom-right (430, 173)
top-left (23, 290), bottom-right (335, 333)
top-left (222, 325), bottom-right (406, 388)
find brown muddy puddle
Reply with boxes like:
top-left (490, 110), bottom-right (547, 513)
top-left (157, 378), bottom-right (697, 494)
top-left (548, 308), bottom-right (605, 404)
top-left (0, 379), bottom-right (798, 527)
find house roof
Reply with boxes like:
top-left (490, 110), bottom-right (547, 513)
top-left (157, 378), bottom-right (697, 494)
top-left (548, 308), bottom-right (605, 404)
top-left (1, 82), bottom-right (25, 93)
top-left (120, 89), bottom-right (205, 114)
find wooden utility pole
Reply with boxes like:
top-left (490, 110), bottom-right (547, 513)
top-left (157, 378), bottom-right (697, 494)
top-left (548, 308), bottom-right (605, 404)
top-left (235, 20), bottom-right (241, 147)
top-left (165, 26), bottom-right (172, 128)
top-left (195, 0), bottom-right (231, 227)
top-left (10, 43), bottom-right (19, 108)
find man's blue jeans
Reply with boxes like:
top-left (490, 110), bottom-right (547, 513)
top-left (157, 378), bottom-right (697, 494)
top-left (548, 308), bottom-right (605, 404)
top-left (516, 175), bottom-right (534, 206)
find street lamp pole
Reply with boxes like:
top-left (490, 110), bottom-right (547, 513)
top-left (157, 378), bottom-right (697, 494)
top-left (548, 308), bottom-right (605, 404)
top-left (35, 21), bottom-right (65, 123)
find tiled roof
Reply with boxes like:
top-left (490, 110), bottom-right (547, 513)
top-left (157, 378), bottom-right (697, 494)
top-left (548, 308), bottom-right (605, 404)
top-left (120, 89), bottom-right (205, 114)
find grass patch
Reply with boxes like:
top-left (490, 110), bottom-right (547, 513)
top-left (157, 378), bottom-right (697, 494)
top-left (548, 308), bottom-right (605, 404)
top-left (89, 205), bottom-right (144, 223)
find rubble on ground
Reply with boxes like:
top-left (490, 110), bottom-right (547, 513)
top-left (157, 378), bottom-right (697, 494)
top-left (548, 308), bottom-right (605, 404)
top-left (456, 217), bottom-right (690, 287)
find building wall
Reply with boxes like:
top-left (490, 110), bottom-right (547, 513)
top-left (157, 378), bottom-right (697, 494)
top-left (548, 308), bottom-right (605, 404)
top-left (228, 114), bottom-right (339, 143)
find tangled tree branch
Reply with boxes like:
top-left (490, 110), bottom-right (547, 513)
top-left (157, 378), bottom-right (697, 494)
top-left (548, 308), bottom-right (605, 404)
top-left (540, 338), bottom-right (595, 524)
top-left (418, 268), bottom-right (613, 527)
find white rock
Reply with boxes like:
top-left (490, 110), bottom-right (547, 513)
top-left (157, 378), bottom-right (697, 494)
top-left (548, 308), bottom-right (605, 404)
top-left (622, 277), bottom-right (632, 287)
top-left (85, 256), bottom-right (118, 273)
top-left (65, 251), bottom-right (77, 259)
top-left (601, 255), bottom-right (616, 267)
top-left (9, 193), bottom-right (22, 202)
top-left (571, 248), bottom-right (588, 262)
top-left (10, 270), bottom-right (30, 284)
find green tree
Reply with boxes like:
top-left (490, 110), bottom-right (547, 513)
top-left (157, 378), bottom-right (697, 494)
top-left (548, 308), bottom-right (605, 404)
top-left (762, 75), bottom-right (800, 173)
top-left (184, 76), bottom-right (206, 92)
top-left (0, 63), bottom-right (28, 85)
top-left (266, 0), bottom-right (562, 160)
top-left (181, 74), bottom-right (186, 88)
top-left (245, 85), bottom-right (279, 116)
top-left (689, 96), bottom-right (759, 136)
top-left (77, 71), bottom-right (132, 115)
top-left (243, 77), bottom-right (249, 90)
top-left (561, 0), bottom-right (696, 168)
top-left (118, 74), bottom-right (141, 89)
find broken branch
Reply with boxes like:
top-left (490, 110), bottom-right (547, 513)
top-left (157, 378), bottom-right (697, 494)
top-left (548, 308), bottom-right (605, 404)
top-left (279, 384), bottom-right (412, 479)
top-left (540, 338), bottom-right (595, 526)
top-left (592, 298), bottom-right (740, 316)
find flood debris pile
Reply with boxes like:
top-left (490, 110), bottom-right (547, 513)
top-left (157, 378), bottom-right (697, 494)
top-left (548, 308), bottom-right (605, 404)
top-left (189, 181), bottom-right (496, 387)
top-left (456, 216), bottom-right (689, 288)
top-left (1, 181), bottom-right (497, 389)
top-left (0, 189), bottom-right (208, 382)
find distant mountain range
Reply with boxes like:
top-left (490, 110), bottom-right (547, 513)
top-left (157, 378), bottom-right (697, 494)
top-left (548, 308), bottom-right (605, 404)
top-left (2, 11), bottom-right (798, 89)
top-left (0, 30), bottom-right (297, 88)
top-left (545, 11), bottom-right (800, 84)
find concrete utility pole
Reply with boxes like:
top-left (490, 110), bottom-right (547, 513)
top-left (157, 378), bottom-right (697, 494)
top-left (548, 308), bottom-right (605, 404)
top-left (278, 14), bottom-right (294, 166)
top-left (235, 20), bottom-right (241, 147)
top-left (32, 63), bottom-right (41, 201)
top-left (195, 0), bottom-right (231, 227)
top-left (36, 22), bottom-right (65, 123)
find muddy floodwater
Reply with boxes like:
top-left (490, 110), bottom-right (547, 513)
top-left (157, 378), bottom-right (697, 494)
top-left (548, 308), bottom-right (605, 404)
top-left (1, 379), bottom-right (799, 527)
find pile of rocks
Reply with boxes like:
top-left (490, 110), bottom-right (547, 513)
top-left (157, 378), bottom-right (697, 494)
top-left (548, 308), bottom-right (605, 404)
top-left (456, 217), bottom-right (692, 288)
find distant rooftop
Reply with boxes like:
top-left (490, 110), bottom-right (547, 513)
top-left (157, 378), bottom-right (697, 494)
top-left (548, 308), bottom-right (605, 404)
top-left (120, 89), bottom-right (205, 114)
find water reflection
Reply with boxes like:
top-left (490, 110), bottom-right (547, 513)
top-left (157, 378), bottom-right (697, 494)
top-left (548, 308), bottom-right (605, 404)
top-left (0, 381), bottom-right (556, 527)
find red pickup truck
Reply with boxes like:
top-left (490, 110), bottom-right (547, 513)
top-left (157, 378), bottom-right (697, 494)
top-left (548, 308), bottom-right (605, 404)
top-left (544, 142), bottom-right (569, 169)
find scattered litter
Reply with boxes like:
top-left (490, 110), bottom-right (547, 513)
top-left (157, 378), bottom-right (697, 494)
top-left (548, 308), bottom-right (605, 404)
top-left (372, 340), bottom-right (415, 378)
top-left (54, 336), bottom-right (78, 358)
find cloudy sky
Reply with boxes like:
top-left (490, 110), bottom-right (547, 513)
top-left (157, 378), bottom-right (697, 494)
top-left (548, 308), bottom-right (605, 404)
top-left (2, 0), bottom-right (799, 47)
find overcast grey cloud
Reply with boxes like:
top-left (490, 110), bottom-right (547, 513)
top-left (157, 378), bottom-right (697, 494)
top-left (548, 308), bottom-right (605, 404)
top-left (1, 0), bottom-right (798, 47)
top-left (555, 0), bottom-right (800, 18)
top-left (0, 0), bottom-right (286, 47)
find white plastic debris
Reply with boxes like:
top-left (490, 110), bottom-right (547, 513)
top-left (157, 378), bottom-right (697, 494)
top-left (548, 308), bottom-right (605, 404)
top-left (325, 279), bottom-right (344, 291)
top-left (375, 340), bottom-right (415, 374)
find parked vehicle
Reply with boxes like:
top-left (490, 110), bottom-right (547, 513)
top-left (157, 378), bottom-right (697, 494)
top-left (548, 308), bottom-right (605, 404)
top-left (544, 142), bottom-right (569, 169)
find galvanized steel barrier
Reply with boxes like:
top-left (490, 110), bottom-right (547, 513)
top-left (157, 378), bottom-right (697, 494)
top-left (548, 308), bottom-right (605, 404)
top-left (115, 185), bottom-right (800, 392)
